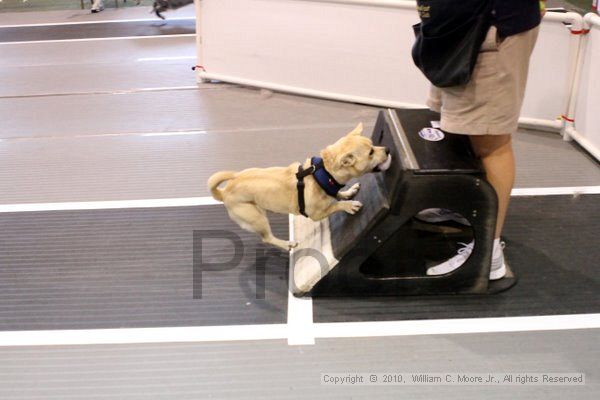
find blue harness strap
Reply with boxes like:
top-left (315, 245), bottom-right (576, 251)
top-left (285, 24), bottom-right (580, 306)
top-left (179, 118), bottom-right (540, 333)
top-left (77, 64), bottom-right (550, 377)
top-left (295, 157), bottom-right (345, 218)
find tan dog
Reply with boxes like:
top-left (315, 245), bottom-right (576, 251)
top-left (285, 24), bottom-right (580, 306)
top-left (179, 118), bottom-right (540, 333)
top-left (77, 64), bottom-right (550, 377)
top-left (208, 123), bottom-right (391, 250)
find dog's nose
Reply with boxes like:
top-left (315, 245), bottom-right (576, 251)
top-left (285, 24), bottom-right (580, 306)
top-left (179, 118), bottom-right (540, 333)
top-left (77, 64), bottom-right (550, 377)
top-left (385, 147), bottom-right (390, 155)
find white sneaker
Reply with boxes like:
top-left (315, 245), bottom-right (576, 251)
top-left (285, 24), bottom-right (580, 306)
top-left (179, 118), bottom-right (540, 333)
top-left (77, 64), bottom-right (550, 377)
top-left (489, 241), bottom-right (506, 280)
top-left (91, 0), bottom-right (104, 12)
top-left (426, 241), bottom-right (474, 276)
top-left (415, 208), bottom-right (470, 226)
top-left (426, 240), bottom-right (507, 280)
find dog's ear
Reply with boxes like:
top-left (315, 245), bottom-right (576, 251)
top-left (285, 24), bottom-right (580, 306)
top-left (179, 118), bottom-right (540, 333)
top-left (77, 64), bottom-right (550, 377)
top-left (347, 123), bottom-right (363, 136)
top-left (340, 153), bottom-right (356, 167)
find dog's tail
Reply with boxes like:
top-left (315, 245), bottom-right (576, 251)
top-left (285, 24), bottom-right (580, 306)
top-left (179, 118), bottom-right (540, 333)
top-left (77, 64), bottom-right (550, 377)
top-left (207, 171), bottom-right (237, 202)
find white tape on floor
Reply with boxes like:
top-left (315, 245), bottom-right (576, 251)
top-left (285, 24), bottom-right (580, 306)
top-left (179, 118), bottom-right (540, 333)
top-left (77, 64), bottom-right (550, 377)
top-left (0, 324), bottom-right (289, 347)
top-left (0, 86), bottom-right (200, 101)
top-left (0, 197), bottom-right (220, 213)
top-left (511, 186), bottom-right (600, 196)
top-left (136, 56), bottom-right (196, 62)
top-left (2, 187), bottom-right (596, 213)
top-left (0, 33), bottom-right (196, 45)
top-left (1, 314), bottom-right (599, 347)
top-left (287, 214), bottom-right (316, 345)
top-left (0, 188), bottom-right (598, 346)
top-left (0, 17), bottom-right (195, 29)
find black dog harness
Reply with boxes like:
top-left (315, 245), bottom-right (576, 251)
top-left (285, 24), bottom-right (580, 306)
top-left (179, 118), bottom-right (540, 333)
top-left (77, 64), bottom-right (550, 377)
top-left (296, 157), bottom-right (345, 218)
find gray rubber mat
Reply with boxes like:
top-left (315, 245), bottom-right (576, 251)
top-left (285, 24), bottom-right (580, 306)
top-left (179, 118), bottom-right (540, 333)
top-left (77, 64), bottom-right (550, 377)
top-left (2, 125), bottom-right (598, 206)
top-left (0, 35), bottom-right (195, 68)
top-left (0, 206), bottom-right (288, 330)
top-left (0, 60), bottom-right (197, 97)
top-left (1, 195), bottom-right (597, 331)
top-left (0, 87), bottom-right (378, 139)
top-left (314, 194), bottom-right (600, 322)
top-left (2, 85), bottom-right (598, 205)
top-left (513, 129), bottom-right (600, 188)
top-left (0, 124), bottom-right (369, 204)
top-left (0, 19), bottom-right (195, 42)
top-left (0, 330), bottom-right (597, 399)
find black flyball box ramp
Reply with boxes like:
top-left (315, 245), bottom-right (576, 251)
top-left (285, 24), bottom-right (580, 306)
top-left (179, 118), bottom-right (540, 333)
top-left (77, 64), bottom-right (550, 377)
top-left (291, 108), bottom-right (517, 297)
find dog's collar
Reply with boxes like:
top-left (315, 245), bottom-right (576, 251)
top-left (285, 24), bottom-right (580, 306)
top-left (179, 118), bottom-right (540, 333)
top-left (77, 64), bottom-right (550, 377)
top-left (310, 157), bottom-right (344, 197)
top-left (295, 157), bottom-right (345, 217)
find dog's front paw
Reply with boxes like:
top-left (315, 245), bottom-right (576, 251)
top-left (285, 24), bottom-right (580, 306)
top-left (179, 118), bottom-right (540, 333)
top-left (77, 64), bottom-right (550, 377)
top-left (346, 182), bottom-right (361, 198)
top-left (338, 183), bottom-right (361, 200)
top-left (288, 241), bottom-right (299, 251)
top-left (344, 200), bottom-right (363, 215)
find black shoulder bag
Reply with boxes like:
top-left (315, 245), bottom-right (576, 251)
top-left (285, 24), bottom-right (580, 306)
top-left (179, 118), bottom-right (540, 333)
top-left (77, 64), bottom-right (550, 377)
top-left (411, 0), bottom-right (493, 88)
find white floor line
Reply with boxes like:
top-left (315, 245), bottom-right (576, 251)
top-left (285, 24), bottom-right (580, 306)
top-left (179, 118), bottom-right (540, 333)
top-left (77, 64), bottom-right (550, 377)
top-left (0, 186), bottom-right (597, 347)
top-left (0, 197), bottom-right (220, 213)
top-left (0, 17), bottom-right (195, 29)
top-left (0, 129), bottom-right (207, 142)
top-left (0, 324), bottom-right (289, 347)
top-left (286, 214), bottom-right (316, 345)
top-left (0, 33), bottom-right (195, 45)
top-left (1, 186), bottom-right (597, 213)
top-left (136, 55), bottom-right (196, 62)
top-left (1, 313), bottom-right (598, 347)
top-left (511, 186), bottom-right (600, 196)
top-left (140, 130), bottom-right (207, 137)
top-left (0, 85), bottom-right (200, 100)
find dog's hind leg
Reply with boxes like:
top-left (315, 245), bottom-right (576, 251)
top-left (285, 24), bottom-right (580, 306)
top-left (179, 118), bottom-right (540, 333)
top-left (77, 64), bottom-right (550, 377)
top-left (227, 203), bottom-right (297, 251)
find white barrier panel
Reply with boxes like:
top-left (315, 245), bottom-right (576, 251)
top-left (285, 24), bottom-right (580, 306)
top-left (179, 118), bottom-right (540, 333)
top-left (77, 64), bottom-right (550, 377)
top-left (566, 13), bottom-right (600, 160)
top-left (198, 0), bottom-right (429, 108)
top-left (195, 0), bottom-right (202, 62)
top-left (521, 12), bottom-right (582, 130)
top-left (197, 1), bottom-right (580, 131)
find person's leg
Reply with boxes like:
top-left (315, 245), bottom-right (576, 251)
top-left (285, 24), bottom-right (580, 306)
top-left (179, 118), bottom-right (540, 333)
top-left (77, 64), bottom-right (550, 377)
top-left (91, 0), bottom-right (104, 13)
top-left (425, 133), bottom-right (513, 279)
top-left (469, 134), bottom-right (514, 239)
top-left (425, 26), bottom-right (538, 279)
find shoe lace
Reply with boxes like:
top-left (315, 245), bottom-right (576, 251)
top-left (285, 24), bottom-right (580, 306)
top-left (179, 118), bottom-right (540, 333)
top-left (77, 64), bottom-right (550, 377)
top-left (447, 241), bottom-right (474, 268)
top-left (457, 241), bottom-right (474, 256)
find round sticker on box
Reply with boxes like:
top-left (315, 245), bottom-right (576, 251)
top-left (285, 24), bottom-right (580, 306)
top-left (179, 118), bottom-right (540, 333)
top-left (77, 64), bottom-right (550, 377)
top-left (419, 128), bottom-right (444, 142)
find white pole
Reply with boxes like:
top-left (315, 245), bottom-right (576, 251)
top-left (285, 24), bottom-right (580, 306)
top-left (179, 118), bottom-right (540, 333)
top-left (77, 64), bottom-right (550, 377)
top-left (557, 12), bottom-right (585, 141)
top-left (194, 0), bottom-right (207, 83)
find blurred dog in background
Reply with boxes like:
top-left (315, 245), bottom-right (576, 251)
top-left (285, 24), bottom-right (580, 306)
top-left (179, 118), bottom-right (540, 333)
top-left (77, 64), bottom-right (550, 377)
top-left (90, 1), bottom-right (193, 18)
top-left (152, 0), bottom-right (194, 19)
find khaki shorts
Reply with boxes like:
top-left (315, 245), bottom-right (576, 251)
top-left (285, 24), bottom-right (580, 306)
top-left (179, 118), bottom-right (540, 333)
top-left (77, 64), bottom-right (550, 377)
top-left (427, 25), bottom-right (539, 135)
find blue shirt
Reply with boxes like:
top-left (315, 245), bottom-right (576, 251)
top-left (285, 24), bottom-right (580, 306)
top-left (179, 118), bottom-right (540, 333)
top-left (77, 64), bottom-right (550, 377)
top-left (492, 0), bottom-right (542, 37)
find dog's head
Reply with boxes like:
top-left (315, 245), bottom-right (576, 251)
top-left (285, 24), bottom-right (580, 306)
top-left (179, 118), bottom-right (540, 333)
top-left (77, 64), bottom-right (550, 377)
top-left (321, 123), bottom-right (391, 184)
